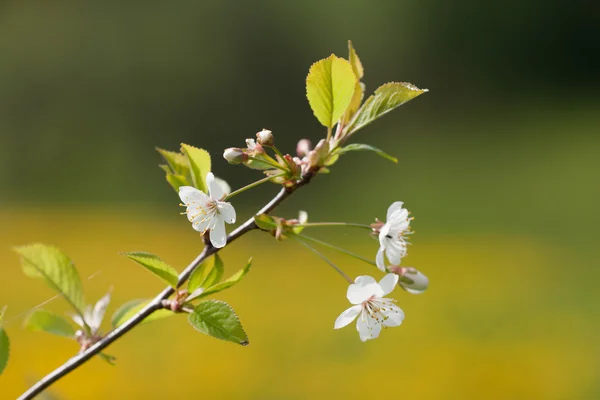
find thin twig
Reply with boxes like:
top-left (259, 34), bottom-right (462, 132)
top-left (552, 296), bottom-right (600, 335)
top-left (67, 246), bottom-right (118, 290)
top-left (18, 173), bottom-right (313, 400)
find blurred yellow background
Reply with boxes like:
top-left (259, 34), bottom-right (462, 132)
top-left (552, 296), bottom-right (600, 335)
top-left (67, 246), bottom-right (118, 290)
top-left (1, 1), bottom-right (599, 399)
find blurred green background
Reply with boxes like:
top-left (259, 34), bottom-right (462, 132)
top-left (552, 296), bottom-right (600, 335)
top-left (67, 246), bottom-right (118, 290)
top-left (1, 1), bottom-right (599, 399)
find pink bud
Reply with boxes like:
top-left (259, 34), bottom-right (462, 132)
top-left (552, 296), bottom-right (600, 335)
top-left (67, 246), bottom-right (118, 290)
top-left (256, 129), bottom-right (274, 146)
top-left (296, 139), bottom-right (312, 157)
top-left (223, 147), bottom-right (247, 164)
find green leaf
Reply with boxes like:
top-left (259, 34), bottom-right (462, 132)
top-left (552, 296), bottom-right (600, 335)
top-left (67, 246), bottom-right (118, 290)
top-left (181, 143), bottom-right (211, 193)
top-left (98, 353), bottom-right (117, 365)
top-left (188, 300), bottom-right (248, 345)
top-left (111, 299), bottom-right (174, 328)
top-left (306, 54), bottom-right (357, 128)
top-left (121, 252), bottom-right (179, 288)
top-left (190, 258), bottom-right (252, 301)
top-left (348, 40), bottom-right (364, 79)
top-left (24, 310), bottom-right (75, 338)
top-left (0, 327), bottom-right (8, 376)
top-left (157, 147), bottom-right (190, 175)
top-left (254, 214), bottom-right (277, 231)
top-left (188, 254), bottom-right (224, 293)
top-left (335, 143), bottom-right (398, 163)
top-left (345, 82), bottom-right (428, 135)
top-left (0, 306), bottom-right (6, 326)
top-left (165, 173), bottom-right (190, 193)
top-left (13, 244), bottom-right (86, 316)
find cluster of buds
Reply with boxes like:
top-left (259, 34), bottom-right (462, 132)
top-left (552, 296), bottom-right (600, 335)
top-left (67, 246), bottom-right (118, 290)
top-left (292, 138), bottom-right (332, 176)
top-left (254, 210), bottom-right (308, 241)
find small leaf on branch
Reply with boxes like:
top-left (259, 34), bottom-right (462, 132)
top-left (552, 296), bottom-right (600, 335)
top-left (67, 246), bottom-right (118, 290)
top-left (111, 299), bottom-right (174, 328)
top-left (348, 40), bottom-right (364, 80)
top-left (121, 252), bottom-right (179, 288)
top-left (24, 310), bottom-right (76, 338)
top-left (157, 148), bottom-right (190, 176)
top-left (98, 353), bottom-right (117, 365)
top-left (180, 143), bottom-right (211, 193)
top-left (334, 143), bottom-right (398, 163)
top-left (188, 300), bottom-right (249, 345)
top-left (254, 214), bottom-right (278, 231)
top-left (188, 258), bottom-right (252, 301)
top-left (306, 54), bottom-right (357, 128)
top-left (345, 82), bottom-right (428, 136)
top-left (188, 254), bottom-right (224, 293)
top-left (0, 306), bottom-right (7, 376)
top-left (13, 244), bottom-right (86, 316)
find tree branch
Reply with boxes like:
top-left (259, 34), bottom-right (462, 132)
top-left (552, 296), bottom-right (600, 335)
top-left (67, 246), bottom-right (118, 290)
top-left (18, 174), bottom-right (312, 400)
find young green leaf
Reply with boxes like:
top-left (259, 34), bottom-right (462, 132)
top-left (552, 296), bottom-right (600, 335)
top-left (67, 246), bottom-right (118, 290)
top-left (306, 54), bottom-right (357, 128)
top-left (254, 214), bottom-right (278, 231)
top-left (188, 254), bottom-right (224, 293)
top-left (13, 244), bottom-right (86, 316)
top-left (335, 143), bottom-right (398, 163)
top-left (188, 300), bottom-right (248, 345)
top-left (98, 353), bottom-right (117, 365)
top-left (24, 310), bottom-right (75, 338)
top-left (111, 299), bottom-right (174, 328)
top-left (180, 143), bottom-right (211, 193)
top-left (121, 252), bottom-right (179, 288)
top-left (345, 82), bottom-right (428, 136)
top-left (0, 328), bottom-right (8, 376)
top-left (188, 258), bottom-right (252, 301)
top-left (348, 40), bottom-right (364, 79)
top-left (157, 147), bottom-right (190, 175)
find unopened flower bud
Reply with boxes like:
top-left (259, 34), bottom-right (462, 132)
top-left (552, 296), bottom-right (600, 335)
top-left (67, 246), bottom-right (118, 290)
top-left (390, 266), bottom-right (429, 294)
top-left (296, 139), bottom-right (312, 157)
top-left (256, 129), bottom-right (273, 146)
top-left (223, 147), bottom-right (247, 164)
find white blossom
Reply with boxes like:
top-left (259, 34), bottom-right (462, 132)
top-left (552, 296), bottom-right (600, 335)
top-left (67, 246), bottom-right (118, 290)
top-left (179, 172), bottom-right (236, 248)
top-left (376, 201), bottom-right (413, 271)
top-left (334, 274), bottom-right (405, 342)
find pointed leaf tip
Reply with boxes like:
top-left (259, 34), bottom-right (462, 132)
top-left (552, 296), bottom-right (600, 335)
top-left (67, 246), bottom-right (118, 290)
top-left (121, 252), bottom-right (179, 288)
top-left (188, 300), bottom-right (249, 345)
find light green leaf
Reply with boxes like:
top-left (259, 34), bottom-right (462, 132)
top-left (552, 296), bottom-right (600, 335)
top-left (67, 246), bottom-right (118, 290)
top-left (13, 244), bottom-right (86, 316)
top-left (111, 299), bottom-right (174, 328)
top-left (306, 54), bottom-right (357, 128)
top-left (190, 258), bottom-right (252, 301)
top-left (345, 82), bottom-right (428, 135)
top-left (0, 327), bottom-right (8, 376)
top-left (181, 143), bottom-right (211, 193)
top-left (165, 173), bottom-right (190, 193)
top-left (254, 214), bottom-right (277, 231)
top-left (335, 143), bottom-right (398, 163)
top-left (188, 300), bottom-right (248, 345)
top-left (24, 310), bottom-right (75, 338)
top-left (121, 252), bottom-right (179, 288)
top-left (348, 40), bottom-right (364, 79)
top-left (188, 254), bottom-right (224, 293)
top-left (157, 147), bottom-right (190, 175)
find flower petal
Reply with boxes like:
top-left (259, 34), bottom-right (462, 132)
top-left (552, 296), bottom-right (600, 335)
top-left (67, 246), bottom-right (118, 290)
top-left (334, 305), bottom-right (362, 329)
top-left (91, 292), bottom-right (111, 332)
top-left (215, 177), bottom-right (231, 196)
top-left (191, 213), bottom-right (213, 233)
top-left (386, 201), bottom-right (405, 221)
top-left (179, 186), bottom-right (207, 204)
top-left (378, 273), bottom-right (399, 296)
top-left (385, 240), bottom-right (406, 265)
top-left (376, 247), bottom-right (387, 272)
top-left (217, 202), bottom-right (236, 224)
top-left (399, 268), bottom-right (429, 294)
top-left (382, 303), bottom-right (405, 327)
top-left (206, 172), bottom-right (225, 201)
top-left (209, 217), bottom-right (227, 248)
top-left (347, 276), bottom-right (383, 304)
top-left (356, 311), bottom-right (382, 342)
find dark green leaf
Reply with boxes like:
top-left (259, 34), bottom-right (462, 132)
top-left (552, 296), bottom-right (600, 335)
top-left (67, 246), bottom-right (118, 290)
top-left (0, 328), bottom-right (8, 376)
top-left (188, 300), bottom-right (249, 345)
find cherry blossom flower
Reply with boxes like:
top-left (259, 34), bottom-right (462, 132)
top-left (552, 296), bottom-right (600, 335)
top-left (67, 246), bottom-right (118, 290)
top-left (376, 201), bottom-right (413, 271)
top-left (334, 274), bottom-right (405, 342)
top-left (179, 172), bottom-right (236, 248)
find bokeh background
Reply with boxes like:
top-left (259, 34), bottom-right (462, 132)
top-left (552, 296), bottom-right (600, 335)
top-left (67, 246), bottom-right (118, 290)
top-left (1, 1), bottom-right (599, 399)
